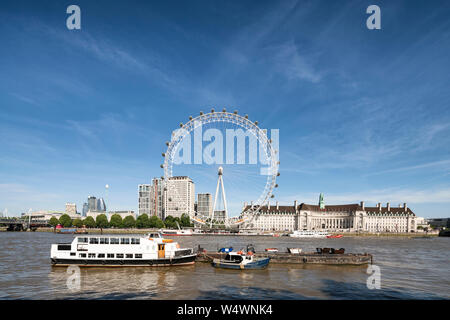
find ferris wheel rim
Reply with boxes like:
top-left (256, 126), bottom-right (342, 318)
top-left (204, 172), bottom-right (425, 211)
top-left (162, 110), bottom-right (279, 226)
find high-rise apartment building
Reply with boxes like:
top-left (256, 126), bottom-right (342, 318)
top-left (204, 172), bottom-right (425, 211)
top-left (88, 196), bottom-right (97, 211)
top-left (96, 198), bottom-right (106, 212)
top-left (138, 184), bottom-right (152, 216)
top-left (65, 203), bottom-right (77, 215)
top-left (197, 193), bottom-right (212, 218)
top-left (82, 203), bottom-right (88, 217)
top-left (164, 176), bottom-right (195, 219)
top-left (150, 178), bottom-right (165, 220)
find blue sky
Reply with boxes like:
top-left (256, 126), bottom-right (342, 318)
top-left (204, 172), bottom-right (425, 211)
top-left (0, 0), bottom-right (449, 217)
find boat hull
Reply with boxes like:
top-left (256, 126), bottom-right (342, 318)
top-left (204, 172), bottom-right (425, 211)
top-left (211, 258), bottom-right (270, 270)
top-left (51, 254), bottom-right (196, 267)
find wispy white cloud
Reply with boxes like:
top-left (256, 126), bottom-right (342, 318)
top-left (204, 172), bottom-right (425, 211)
top-left (0, 183), bottom-right (61, 215)
top-left (10, 93), bottom-right (39, 106)
top-left (365, 159), bottom-right (450, 176)
top-left (271, 41), bottom-right (321, 83)
top-left (0, 125), bottom-right (57, 156)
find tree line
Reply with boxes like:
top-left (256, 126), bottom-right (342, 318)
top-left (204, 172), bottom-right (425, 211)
top-left (48, 213), bottom-right (193, 229)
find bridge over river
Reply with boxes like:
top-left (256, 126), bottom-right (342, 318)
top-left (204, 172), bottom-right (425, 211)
top-left (0, 219), bottom-right (48, 231)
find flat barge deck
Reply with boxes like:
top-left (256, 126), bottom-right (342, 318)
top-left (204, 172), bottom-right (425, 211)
top-left (196, 251), bottom-right (373, 265)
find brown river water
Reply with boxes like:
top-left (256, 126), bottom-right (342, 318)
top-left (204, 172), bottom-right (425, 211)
top-left (0, 232), bottom-right (448, 299)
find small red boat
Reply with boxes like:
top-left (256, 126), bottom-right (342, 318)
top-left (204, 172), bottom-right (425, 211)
top-left (327, 234), bottom-right (343, 238)
top-left (265, 248), bottom-right (278, 252)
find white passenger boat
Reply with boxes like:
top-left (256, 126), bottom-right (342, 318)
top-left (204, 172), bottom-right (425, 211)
top-left (289, 230), bottom-right (330, 238)
top-left (50, 232), bottom-right (196, 267)
top-left (160, 229), bottom-right (193, 236)
top-left (160, 221), bottom-right (193, 236)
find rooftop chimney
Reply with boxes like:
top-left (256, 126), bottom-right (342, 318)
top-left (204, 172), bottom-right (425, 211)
top-left (404, 203), bottom-right (407, 212)
top-left (276, 201), bottom-right (279, 210)
top-left (294, 200), bottom-right (298, 209)
top-left (268, 202), bottom-right (270, 210)
top-left (387, 202), bottom-right (390, 211)
top-left (378, 203), bottom-right (381, 212)
top-left (360, 201), bottom-right (365, 210)
top-left (251, 201), bottom-right (254, 209)
top-left (244, 202), bottom-right (247, 209)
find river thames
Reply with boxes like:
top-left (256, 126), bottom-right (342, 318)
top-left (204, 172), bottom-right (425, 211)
top-left (0, 232), bottom-right (448, 299)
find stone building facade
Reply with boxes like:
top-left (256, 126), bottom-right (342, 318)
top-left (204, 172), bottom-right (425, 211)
top-left (241, 195), bottom-right (418, 233)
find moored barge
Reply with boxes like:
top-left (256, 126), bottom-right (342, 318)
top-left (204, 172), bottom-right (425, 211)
top-left (197, 251), bottom-right (372, 265)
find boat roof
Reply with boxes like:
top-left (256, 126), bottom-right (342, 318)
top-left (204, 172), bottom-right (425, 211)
top-left (74, 232), bottom-right (163, 238)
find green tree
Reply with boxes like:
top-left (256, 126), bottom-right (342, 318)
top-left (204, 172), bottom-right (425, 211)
top-left (59, 214), bottom-right (72, 228)
top-left (49, 217), bottom-right (59, 227)
top-left (136, 214), bottom-right (150, 228)
top-left (164, 215), bottom-right (176, 229)
top-left (109, 214), bottom-right (123, 228)
top-left (149, 215), bottom-right (165, 228)
top-left (83, 216), bottom-right (96, 228)
top-left (122, 215), bottom-right (136, 228)
top-left (73, 218), bottom-right (83, 228)
top-left (96, 214), bottom-right (109, 228)
top-left (180, 213), bottom-right (191, 227)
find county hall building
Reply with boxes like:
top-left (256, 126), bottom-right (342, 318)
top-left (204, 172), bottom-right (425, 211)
top-left (241, 194), bottom-right (418, 233)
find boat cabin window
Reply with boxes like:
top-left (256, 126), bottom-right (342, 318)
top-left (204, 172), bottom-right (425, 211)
top-left (116, 254), bottom-right (124, 258)
top-left (98, 254), bottom-right (105, 258)
top-left (79, 253), bottom-right (86, 258)
top-left (99, 238), bottom-right (109, 244)
top-left (120, 238), bottom-right (130, 245)
top-left (135, 254), bottom-right (142, 258)
top-left (78, 237), bottom-right (88, 243)
top-left (70, 252), bottom-right (75, 256)
top-left (126, 254), bottom-right (133, 259)
top-left (88, 253), bottom-right (96, 258)
top-left (89, 238), bottom-right (99, 244)
top-left (149, 233), bottom-right (161, 238)
top-left (225, 254), bottom-right (243, 263)
top-left (57, 244), bottom-right (71, 251)
top-left (107, 254), bottom-right (114, 258)
top-left (131, 238), bottom-right (140, 244)
top-left (110, 238), bottom-right (119, 244)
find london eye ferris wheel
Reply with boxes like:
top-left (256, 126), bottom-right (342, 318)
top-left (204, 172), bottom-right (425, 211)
top-left (161, 108), bottom-right (279, 227)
